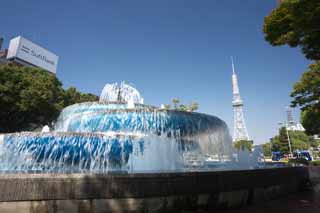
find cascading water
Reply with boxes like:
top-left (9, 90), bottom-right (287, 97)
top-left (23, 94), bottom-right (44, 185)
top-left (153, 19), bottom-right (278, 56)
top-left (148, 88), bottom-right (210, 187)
top-left (99, 82), bottom-right (144, 104)
top-left (0, 82), bottom-right (233, 173)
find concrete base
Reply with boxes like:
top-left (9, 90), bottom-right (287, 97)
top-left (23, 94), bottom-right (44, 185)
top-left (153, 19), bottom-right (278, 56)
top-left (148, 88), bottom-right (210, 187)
top-left (0, 167), bottom-right (311, 212)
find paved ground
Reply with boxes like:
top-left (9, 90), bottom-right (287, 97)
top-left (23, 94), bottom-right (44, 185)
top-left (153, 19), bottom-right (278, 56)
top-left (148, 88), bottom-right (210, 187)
top-left (214, 191), bottom-right (320, 213)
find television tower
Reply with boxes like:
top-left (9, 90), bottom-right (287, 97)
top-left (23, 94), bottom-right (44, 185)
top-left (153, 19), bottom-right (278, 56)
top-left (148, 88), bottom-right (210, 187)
top-left (231, 58), bottom-right (250, 141)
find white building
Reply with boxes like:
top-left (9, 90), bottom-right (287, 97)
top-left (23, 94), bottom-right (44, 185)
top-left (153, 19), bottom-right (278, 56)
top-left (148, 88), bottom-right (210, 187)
top-left (286, 107), bottom-right (305, 131)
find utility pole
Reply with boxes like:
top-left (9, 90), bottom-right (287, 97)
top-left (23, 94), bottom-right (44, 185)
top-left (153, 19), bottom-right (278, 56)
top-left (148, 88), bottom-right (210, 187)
top-left (278, 122), bottom-right (293, 158)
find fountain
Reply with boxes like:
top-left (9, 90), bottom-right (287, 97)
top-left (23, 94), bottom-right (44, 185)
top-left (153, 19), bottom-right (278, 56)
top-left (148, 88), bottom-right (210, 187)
top-left (0, 82), bottom-right (232, 173)
top-left (0, 82), bottom-right (310, 212)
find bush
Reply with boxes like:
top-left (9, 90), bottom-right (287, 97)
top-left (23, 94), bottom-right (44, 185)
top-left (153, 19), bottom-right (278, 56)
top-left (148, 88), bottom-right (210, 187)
top-left (288, 158), bottom-right (309, 166)
top-left (310, 160), bottom-right (320, 166)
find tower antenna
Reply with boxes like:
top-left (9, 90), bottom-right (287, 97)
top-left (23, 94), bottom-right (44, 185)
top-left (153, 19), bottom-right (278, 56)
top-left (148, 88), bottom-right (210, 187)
top-left (231, 56), bottom-right (235, 75)
top-left (231, 58), bottom-right (250, 142)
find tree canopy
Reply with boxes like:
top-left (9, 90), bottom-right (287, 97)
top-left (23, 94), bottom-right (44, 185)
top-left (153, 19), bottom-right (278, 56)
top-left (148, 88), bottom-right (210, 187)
top-left (233, 140), bottom-right (253, 152)
top-left (188, 102), bottom-right (199, 112)
top-left (165, 99), bottom-right (199, 112)
top-left (172, 98), bottom-right (180, 109)
top-left (263, 0), bottom-right (320, 60)
top-left (300, 108), bottom-right (320, 136)
top-left (268, 127), bottom-right (317, 154)
top-left (290, 61), bottom-right (320, 135)
top-left (291, 62), bottom-right (320, 110)
top-left (63, 87), bottom-right (98, 106)
top-left (264, 0), bottom-right (320, 135)
top-left (0, 65), bottom-right (98, 133)
top-left (262, 142), bottom-right (272, 157)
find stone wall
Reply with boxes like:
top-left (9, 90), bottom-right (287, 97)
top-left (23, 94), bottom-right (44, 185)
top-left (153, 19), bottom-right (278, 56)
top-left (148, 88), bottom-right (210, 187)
top-left (308, 166), bottom-right (320, 192)
top-left (0, 167), bottom-right (311, 212)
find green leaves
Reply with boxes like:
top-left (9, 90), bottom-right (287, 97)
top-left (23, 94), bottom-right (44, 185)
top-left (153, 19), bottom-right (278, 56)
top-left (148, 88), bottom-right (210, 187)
top-left (179, 104), bottom-right (188, 111)
top-left (269, 127), bottom-right (315, 154)
top-left (233, 140), bottom-right (253, 152)
top-left (263, 0), bottom-right (320, 60)
top-left (262, 143), bottom-right (272, 157)
top-left (0, 65), bottom-right (98, 133)
top-left (301, 108), bottom-right (320, 135)
top-left (169, 98), bottom-right (199, 112)
top-left (188, 102), bottom-right (199, 112)
top-left (291, 62), bottom-right (320, 107)
top-left (172, 98), bottom-right (180, 109)
top-left (264, 0), bottom-right (320, 135)
top-left (290, 61), bottom-right (320, 135)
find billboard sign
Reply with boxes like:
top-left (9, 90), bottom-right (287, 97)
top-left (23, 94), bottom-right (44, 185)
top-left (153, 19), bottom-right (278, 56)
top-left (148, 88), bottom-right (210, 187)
top-left (7, 36), bottom-right (59, 74)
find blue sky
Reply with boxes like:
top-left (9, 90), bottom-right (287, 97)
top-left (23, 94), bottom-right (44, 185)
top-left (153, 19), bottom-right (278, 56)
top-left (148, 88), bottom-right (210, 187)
top-left (1, 0), bottom-right (311, 144)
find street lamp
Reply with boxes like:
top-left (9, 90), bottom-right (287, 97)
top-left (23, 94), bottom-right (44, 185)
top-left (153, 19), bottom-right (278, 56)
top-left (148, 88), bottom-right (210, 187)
top-left (278, 122), bottom-right (293, 158)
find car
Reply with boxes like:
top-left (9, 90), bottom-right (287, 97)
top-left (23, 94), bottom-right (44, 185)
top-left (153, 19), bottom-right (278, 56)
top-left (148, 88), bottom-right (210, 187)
top-left (293, 150), bottom-right (313, 161)
top-left (272, 151), bottom-right (283, 161)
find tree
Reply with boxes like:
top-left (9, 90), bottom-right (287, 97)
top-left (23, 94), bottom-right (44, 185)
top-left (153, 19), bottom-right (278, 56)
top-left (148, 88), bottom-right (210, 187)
top-left (188, 101), bottom-right (199, 112)
top-left (291, 62), bottom-right (320, 110)
top-left (301, 108), bottom-right (320, 135)
top-left (0, 65), bottom-right (64, 132)
top-left (179, 104), bottom-right (188, 111)
top-left (287, 130), bottom-right (310, 150)
top-left (269, 127), bottom-right (313, 154)
top-left (291, 61), bottom-right (320, 135)
top-left (0, 65), bottom-right (98, 133)
top-left (63, 87), bottom-right (97, 106)
top-left (164, 104), bottom-right (171, 110)
top-left (262, 142), bottom-right (272, 157)
top-left (264, 1), bottom-right (320, 135)
top-left (278, 127), bottom-right (291, 154)
top-left (172, 98), bottom-right (180, 109)
top-left (165, 99), bottom-right (199, 111)
top-left (263, 0), bottom-right (320, 60)
top-left (233, 140), bottom-right (253, 152)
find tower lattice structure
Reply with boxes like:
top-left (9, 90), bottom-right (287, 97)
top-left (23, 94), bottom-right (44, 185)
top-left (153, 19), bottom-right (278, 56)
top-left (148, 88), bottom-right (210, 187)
top-left (231, 59), bottom-right (250, 142)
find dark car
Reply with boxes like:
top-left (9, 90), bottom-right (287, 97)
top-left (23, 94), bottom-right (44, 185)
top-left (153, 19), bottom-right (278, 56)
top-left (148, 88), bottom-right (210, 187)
top-left (272, 151), bottom-right (283, 161)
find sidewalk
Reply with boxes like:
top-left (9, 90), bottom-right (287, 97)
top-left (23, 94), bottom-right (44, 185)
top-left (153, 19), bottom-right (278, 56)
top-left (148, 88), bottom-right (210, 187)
top-left (214, 190), bottom-right (320, 213)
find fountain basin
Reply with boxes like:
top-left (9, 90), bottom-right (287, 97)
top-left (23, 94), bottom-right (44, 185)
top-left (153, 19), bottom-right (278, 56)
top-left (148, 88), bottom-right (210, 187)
top-left (0, 83), bottom-right (234, 173)
top-left (0, 106), bottom-right (232, 173)
top-left (0, 167), bottom-right (310, 212)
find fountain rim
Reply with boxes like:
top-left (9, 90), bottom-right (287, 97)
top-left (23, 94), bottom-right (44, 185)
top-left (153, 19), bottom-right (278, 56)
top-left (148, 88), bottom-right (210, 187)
top-left (59, 101), bottom-right (223, 120)
top-left (1, 131), bottom-right (147, 139)
top-left (61, 101), bottom-right (158, 110)
top-left (2, 109), bottom-right (228, 136)
top-left (0, 166), bottom-right (300, 179)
